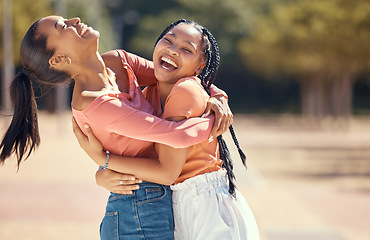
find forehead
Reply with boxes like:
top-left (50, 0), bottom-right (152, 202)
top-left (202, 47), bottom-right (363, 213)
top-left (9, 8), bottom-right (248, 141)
top-left (168, 24), bottom-right (203, 42)
top-left (37, 16), bottom-right (61, 35)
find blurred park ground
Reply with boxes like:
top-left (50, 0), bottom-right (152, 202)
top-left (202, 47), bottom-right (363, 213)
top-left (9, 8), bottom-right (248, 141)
top-left (1, 0), bottom-right (370, 239)
top-left (1, 112), bottom-right (370, 240)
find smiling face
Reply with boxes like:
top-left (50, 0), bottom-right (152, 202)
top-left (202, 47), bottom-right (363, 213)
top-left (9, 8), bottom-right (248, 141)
top-left (153, 23), bottom-right (205, 84)
top-left (37, 16), bottom-right (100, 66)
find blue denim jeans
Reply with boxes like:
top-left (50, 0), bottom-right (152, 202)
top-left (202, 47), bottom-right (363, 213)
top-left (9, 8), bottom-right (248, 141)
top-left (100, 181), bottom-right (174, 240)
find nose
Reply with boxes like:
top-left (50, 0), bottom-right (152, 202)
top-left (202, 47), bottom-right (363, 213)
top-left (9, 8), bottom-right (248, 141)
top-left (66, 17), bottom-right (81, 26)
top-left (167, 46), bottom-right (179, 56)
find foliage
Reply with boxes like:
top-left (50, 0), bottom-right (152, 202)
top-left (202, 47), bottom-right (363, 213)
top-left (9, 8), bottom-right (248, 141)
top-left (125, 0), bottom-right (254, 61)
top-left (238, 0), bottom-right (370, 79)
top-left (237, 0), bottom-right (370, 118)
top-left (0, 0), bottom-right (117, 67)
top-left (0, 0), bottom-right (53, 66)
top-left (106, 0), bottom-right (303, 113)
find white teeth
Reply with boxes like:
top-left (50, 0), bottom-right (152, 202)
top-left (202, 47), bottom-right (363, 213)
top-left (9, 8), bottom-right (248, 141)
top-left (80, 27), bottom-right (86, 36)
top-left (161, 57), bottom-right (178, 68)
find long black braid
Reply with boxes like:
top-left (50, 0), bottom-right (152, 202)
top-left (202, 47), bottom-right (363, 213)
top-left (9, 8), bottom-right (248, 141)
top-left (155, 19), bottom-right (247, 197)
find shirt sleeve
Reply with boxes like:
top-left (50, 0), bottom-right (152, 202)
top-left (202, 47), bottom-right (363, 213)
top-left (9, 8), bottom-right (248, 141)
top-left (82, 94), bottom-right (214, 149)
top-left (209, 84), bottom-right (228, 100)
top-left (120, 50), bottom-right (158, 86)
top-left (163, 77), bottom-right (209, 119)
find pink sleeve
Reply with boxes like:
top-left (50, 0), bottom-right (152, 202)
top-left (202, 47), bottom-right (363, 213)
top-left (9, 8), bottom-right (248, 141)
top-left (119, 50), bottom-right (157, 86)
top-left (82, 95), bottom-right (214, 148)
top-left (163, 78), bottom-right (208, 119)
top-left (209, 84), bottom-right (228, 100)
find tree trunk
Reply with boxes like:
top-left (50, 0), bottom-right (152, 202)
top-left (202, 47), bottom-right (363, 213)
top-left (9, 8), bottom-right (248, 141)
top-left (300, 72), bottom-right (354, 129)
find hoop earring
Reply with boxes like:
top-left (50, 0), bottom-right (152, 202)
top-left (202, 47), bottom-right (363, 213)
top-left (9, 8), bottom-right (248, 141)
top-left (66, 57), bottom-right (72, 64)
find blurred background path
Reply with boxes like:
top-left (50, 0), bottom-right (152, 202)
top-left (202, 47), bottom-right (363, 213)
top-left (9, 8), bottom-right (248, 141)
top-left (1, 113), bottom-right (370, 240)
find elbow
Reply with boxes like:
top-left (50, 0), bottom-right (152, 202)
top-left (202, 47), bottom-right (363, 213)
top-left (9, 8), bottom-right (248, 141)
top-left (158, 173), bottom-right (178, 186)
top-left (160, 176), bottom-right (177, 186)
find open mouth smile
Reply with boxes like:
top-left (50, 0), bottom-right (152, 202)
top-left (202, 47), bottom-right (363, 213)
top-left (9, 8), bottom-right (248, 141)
top-left (79, 24), bottom-right (89, 37)
top-left (160, 56), bottom-right (178, 70)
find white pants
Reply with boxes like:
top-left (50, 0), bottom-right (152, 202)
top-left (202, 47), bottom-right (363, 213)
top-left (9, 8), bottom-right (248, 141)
top-left (171, 169), bottom-right (260, 240)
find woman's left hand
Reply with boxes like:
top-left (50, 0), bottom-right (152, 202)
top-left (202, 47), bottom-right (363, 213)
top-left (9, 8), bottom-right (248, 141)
top-left (72, 117), bottom-right (105, 165)
top-left (202, 95), bottom-right (233, 138)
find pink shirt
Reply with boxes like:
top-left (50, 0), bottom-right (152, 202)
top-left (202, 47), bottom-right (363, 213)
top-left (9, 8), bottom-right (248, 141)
top-left (72, 50), bottom-right (214, 159)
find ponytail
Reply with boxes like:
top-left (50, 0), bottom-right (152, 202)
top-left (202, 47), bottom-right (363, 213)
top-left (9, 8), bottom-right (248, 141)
top-left (0, 18), bottom-right (71, 168)
top-left (0, 71), bottom-right (40, 168)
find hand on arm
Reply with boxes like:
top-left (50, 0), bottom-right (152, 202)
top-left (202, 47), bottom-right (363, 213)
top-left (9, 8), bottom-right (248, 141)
top-left (73, 117), bottom-right (141, 193)
top-left (72, 117), bottom-right (186, 185)
top-left (202, 95), bottom-right (233, 138)
top-left (96, 168), bottom-right (141, 194)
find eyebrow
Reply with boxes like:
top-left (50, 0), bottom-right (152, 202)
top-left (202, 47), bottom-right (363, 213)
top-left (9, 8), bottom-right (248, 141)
top-left (167, 32), bottom-right (197, 50)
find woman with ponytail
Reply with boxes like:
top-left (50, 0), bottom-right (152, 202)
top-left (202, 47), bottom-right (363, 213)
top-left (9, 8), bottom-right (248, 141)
top-left (0, 19), bottom-right (70, 167)
top-left (1, 16), bottom-right (233, 240)
top-left (75, 19), bottom-right (259, 239)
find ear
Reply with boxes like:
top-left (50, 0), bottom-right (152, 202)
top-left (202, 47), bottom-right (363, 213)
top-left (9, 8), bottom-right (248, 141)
top-left (49, 55), bottom-right (71, 68)
top-left (49, 55), bottom-right (62, 67)
top-left (196, 61), bottom-right (206, 75)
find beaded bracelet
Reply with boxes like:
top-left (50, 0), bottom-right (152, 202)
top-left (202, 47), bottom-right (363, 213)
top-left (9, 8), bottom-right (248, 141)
top-left (103, 150), bottom-right (110, 170)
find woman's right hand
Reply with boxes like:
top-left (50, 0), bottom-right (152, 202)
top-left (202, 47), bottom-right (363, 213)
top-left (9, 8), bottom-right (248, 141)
top-left (96, 168), bottom-right (142, 194)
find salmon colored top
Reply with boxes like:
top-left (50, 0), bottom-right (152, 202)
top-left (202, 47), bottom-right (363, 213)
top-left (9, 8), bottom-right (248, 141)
top-left (72, 50), bottom-right (214, 158)
top-left (145, 77), bottom-right (223, 184)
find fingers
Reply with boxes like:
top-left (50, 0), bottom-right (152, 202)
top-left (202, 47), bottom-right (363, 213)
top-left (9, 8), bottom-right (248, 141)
top-left (210, 113), bottom-right (222, 137)
top-left (207, 97), bottom-right (233, 138)
top-left (72, 117), bottom-right (85, 139)
top-left (111, 177), bottom-right (142, 195)
top-left (119, 176), bottom-right (142, 185)
top-left (72, 117), bottom-right (88, 147)
top-left (111, 184), bottom-right (140, 195)
top-left (96, 168), bottom-right (142, 195)
top-left (201, 108), bottom-right (211, 118)
top-left (84, 124), bottom-right (102, 148)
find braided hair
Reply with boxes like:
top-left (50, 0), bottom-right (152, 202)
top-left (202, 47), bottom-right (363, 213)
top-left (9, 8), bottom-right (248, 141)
top-left (155, 19), bottom-right (247, 197)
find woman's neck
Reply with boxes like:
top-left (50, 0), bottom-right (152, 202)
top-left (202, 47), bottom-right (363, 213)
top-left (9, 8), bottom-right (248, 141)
top-left (71, 52), bottom-right (119, 110)
top-left (158, 82), bottom-right (176, 106)
top-left (74, 52), bottom-right (113, 91)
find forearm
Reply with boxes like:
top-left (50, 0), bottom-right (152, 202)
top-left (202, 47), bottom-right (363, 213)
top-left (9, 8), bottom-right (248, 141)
top-left (95, 150), bottom-right (186, 185)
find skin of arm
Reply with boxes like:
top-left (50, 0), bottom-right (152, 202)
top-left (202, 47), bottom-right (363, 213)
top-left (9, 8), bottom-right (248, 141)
top-left (90, 92), bottom-right (230, 193)
top-left (73, 116), bottom-right (187, 185)
top-left (95, 167), bottom-right (142, 194)
top-left (73, 92), bottom-right (231, 189)
top-left (80, 50), bottom-right (232, 190)
top-left (73, 78), bottom-right (208, 185)
top-left (102, 50), bottom-right (232, 137)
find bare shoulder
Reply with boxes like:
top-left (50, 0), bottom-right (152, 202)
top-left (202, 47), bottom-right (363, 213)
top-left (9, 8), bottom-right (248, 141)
top-left (102, 50), bottom-right (121, 67)
top-left (102, 50), bottom-right (129, 92)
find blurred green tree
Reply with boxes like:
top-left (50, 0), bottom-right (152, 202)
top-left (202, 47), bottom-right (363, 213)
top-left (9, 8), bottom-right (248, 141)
top-left (0, 0), bottom-right (53, 66)
top-left (111, 0), bottom-right (302, 113)
top-left (238, 0), bottom-right (370, 121)
top-left (0, 0), bottom-right (116, 66)
top-left (126, 0), bottom-right (253, 61)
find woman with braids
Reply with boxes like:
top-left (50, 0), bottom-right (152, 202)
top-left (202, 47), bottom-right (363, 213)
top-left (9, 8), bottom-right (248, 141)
top-left (0, 16), bottom-right (233, 240)
top-left (75, 19), bottom-right (259, 239)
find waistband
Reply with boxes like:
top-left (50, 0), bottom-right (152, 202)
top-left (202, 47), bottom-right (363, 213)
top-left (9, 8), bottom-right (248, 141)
top-left (170, 169), bottom-right (227, 192)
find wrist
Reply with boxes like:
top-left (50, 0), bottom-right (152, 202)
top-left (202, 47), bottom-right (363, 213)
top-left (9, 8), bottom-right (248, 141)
top-left (102, 150), bottom-right (110, 169)
top-left (89, 150), bottom-right (108, 167)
